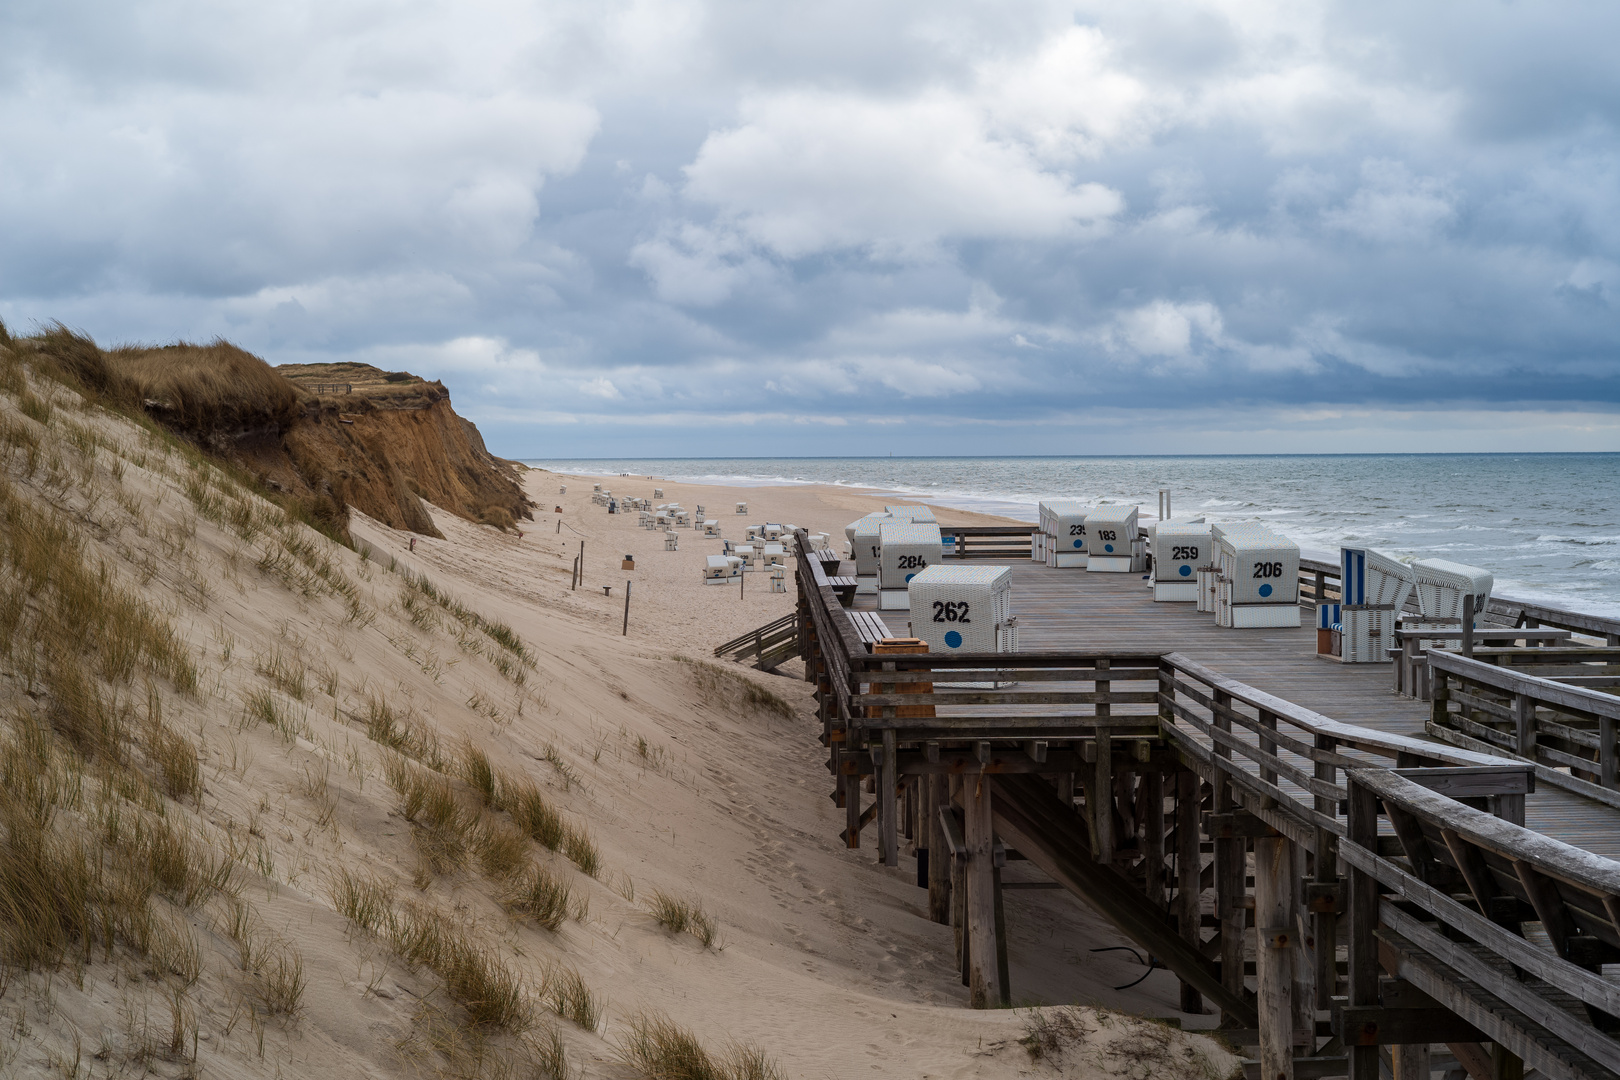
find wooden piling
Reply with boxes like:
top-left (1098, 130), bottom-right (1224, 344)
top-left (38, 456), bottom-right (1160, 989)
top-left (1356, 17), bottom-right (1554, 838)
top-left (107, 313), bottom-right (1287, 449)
top-left (1095, 657), bottom-right (1114, 864)
top-left (1255, 834), bottom-right (1296, 1080)
top-left (1142, 771), bottom-right (1165, 910)
top-left (928, 775), bottom-right (952, 923)
top-left (1176, 769), bottom-right (1203, 1015)
top-left (880, 728), bottom-right (898, 867)
top-left (1213, 776), bottom-right (1247, 1019)
top-left (964, 772), bottom-right (1001, 1009)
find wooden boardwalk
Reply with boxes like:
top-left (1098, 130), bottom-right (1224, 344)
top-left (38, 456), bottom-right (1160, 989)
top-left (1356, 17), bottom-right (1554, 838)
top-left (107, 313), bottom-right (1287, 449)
top-left (852, 561), bottom-right (1620, 858)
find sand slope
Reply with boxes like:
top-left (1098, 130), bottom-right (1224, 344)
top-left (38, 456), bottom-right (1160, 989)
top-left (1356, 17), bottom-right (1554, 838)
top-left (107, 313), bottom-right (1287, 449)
top-left (0, 350), bottom-right (1238, 1080)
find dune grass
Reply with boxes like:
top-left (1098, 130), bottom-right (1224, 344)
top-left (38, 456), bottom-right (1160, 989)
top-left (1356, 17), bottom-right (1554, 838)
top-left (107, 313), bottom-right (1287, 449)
top-left (503, 864), bottom-right (572, 931)
top-left (649, 890), bottom-right (718, 948)
top-left (616, 1012), bottom-right (784, 1080)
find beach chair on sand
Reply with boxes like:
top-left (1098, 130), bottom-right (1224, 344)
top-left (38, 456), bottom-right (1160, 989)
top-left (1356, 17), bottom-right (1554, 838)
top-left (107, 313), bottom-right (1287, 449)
top-left (674, 510), bottom-right (691, 527)
top-left (771, 567), bottom-right (786, 593)
top-left (735, 544), bottom-right (756, 568)
top-left (703, 520), bottom-right (721, 537)
top-left (704, 556), bottom-right (733, 584)
top-left (664, 531), bottom-right (679, 551)
top-left (654, 488), bottom-right (664, 499)
top-left (763, 523), bottom-right (785, 542)
top-left (695, 505), bottom-right (706, 520)
top-left (736, 502), bottom-right (748, 515)
top-left (761, 543), bottom-right (786, 570)
top-left (745, 524), bottom-right (764, 544)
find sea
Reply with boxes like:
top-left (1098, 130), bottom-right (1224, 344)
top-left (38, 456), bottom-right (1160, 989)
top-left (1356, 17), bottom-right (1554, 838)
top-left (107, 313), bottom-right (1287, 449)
top-left (522, 455), bottom-right (1620, 620)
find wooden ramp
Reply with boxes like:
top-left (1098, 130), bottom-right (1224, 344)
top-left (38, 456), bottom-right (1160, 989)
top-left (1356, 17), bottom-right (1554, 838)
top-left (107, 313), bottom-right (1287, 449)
top-left (854, 562), bottom-right (1620, 859)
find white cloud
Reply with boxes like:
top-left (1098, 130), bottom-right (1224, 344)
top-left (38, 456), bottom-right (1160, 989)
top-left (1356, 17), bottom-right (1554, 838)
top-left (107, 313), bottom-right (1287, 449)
top-left (1323, 159), bottom-right (1456, 243)
top-left (682, 89), bottom-right (1125, 258)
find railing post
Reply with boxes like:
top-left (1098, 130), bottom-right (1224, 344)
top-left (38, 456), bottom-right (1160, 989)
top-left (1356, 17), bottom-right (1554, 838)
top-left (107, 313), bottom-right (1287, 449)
top-left (1346, 773), bottom-right (1379, 1080)
top-left (880, 728), bottom-right (898, 867)
top-left (1313, 735), bottom-right (1339, 1010)
top-left (1255, 833), bottom-right (1296, 1080)
top-left (1094, 657), bottom-right (1114, 864)
top-left (1512, 692), bottom-right (1535, 761)
top-left (1602, 715), bottom-right (1617, 791)
top-left (1259, 708), bottom-right (1278, 786)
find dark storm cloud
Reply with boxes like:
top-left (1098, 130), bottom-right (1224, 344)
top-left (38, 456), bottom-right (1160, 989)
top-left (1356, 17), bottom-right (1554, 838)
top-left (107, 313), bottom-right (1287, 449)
top-left (2, 0), bottom-right (1618, 453)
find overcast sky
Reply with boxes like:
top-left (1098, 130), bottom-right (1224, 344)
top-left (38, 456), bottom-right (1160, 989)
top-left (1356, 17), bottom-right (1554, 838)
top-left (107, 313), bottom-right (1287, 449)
top-left (3, 1), bottom-right (1619, 456)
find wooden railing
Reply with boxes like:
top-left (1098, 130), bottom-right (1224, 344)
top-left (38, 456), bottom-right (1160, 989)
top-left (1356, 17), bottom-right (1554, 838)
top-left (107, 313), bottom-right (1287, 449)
top-left (1341, 769), bottom-right (1620, 1078)
top-left (787, 529), bottom-right (1620, 1078)
top-left (939, 524), bottom-right (1038, 560)
top-left (1427, 650), bottom-right (1620, 805)
top-left (1299, 555), bottom-right (1620, 644)
top-left (713, 611), bottom-right (800, 671)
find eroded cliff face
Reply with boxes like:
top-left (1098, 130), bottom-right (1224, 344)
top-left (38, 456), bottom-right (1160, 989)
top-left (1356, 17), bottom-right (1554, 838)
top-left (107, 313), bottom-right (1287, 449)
top-left (14, 331), bottom-right (529, 539)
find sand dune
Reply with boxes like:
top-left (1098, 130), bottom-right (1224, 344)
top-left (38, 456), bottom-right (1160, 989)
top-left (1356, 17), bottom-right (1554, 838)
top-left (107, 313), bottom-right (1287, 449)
top-left (0, 342), bottom-right (1238, 1079)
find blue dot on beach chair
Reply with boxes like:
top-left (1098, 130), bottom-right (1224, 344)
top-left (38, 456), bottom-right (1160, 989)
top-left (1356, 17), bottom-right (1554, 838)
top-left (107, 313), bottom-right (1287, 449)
top-left (944, 631), bottom-right (962, 648)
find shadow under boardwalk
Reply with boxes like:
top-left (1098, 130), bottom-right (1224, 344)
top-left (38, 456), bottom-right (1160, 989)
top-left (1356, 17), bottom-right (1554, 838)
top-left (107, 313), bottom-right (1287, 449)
top-left (854, 561), bottom-right (1620, 858)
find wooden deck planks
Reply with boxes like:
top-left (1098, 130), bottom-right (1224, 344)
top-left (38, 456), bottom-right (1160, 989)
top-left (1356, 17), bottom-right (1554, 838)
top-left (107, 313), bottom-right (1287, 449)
top-left (852, 560), bottom-right (1620, 858)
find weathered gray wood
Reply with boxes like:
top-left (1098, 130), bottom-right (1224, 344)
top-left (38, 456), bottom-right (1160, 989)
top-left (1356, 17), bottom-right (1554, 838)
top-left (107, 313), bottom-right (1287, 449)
top-left (927, 775), bottom-right (951, 923)
top-left (992, 865), bottom-right (1010, 1007)
top-left (880, 728), bottom-right (898, 867)
top-left (1378, 903), bottom-right (1620, 1075)
top-left (1255, 834), bottom-right (1296, 1080)
top-left (1377, 922), bottom-right (1607, 1080)
top-left (1390, 765), bottom-right (1535, 799)
top-left (1429, 651), bottom-right (1620, 722)
top-left (1338, 833), bottom-right (1620, 1017)
top-left (1314, 733), bottom-right (1340, 1011)
top-left (1178, 768), bottom-right (1204, 1015)
top-left (1393, 1042), bottom-right (1430, 1080)
top-left (964, 773), bottom-right (1000, 1008)
top-left (1143, 770), bottom-right (1165, 910)
top-left (1350, 770), bottom-right (1620, 899)
top-left (1347, 775), bottom-right (1380, 1080)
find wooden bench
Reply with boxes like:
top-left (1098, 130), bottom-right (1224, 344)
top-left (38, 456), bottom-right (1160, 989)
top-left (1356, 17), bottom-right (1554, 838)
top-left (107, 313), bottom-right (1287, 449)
top-left (826, 576), bottom-right (859, 608)
top-left (847, 610), bottom-right (892, 649)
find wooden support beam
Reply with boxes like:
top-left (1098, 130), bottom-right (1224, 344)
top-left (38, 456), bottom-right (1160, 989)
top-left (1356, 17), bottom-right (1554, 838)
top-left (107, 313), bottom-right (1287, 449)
top-left (1177, 769), bottom-right (1204, 1015)
top-left (1333, 1005), bottom-right (1486, 1046)
top-left (1213, 776), bottom-right (1247, 1023)
top-left (1094, 658), bottom-right (1113, 865)
top-left (1313, 733), bottom-right (1340, 1011)
top-left (992, 865), bottom-right (1010, 1007)
top-left (880, 728), bottom-right (898, 867)
top-left (1143, 770), bottom-right (1165, 911)
top-left (1346, 775), bottom-right (1379, 1080)
top-left (927, 775), bottom-right (951, 923)
top-left (964, 773), bottom-right (1000, 1008)
top-left (1254, 835), bottom-right (1296, 1080)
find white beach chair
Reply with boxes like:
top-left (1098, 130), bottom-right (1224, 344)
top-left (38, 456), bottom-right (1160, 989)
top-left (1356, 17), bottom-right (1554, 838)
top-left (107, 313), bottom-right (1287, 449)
top-left (761, 543), bottom-right (786, 570)
top-left (653, 488), bottom-right (664, 499)
top-left (736, 502), bottom-right (748, 515)
top-left (703, 519), bottom-right (721, 537)
top-left (735, 544), bottom-right (756, 568)
top-left (704, 555), bottom-right (734, 584)
top-left (877, 522), bottom-right (943, 609)
top-left (771, 568), bottom-right (787, 593)
top-left (695, 505), bottom-right (706, 520)
top-left (664, 531), bottom-right (679, 551)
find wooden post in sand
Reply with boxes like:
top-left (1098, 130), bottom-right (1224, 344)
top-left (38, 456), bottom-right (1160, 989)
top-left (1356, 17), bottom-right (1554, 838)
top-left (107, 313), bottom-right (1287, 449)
top-left (963, 771), bottom-right (1001, 1009)
top-left (870, 638), bottom-right (932, 868)
top-left (622, 581), bottom-right (631, 635)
